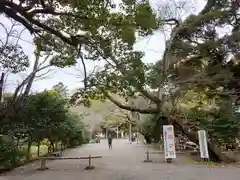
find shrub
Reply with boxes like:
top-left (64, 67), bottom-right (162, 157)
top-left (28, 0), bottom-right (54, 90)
top-left (0, 137), bottom-right (23, 170)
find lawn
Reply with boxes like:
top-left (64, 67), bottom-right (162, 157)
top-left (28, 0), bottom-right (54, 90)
top-left (18, 144), bottom-right (49, 160)
top-left (0, 145), bottom-right (49, 172)
top-left (29, 145), bottom-right (48, 158)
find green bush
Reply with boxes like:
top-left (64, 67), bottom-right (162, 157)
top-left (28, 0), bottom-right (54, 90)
top-left (83, 137), bottom-right (90, 144)
top-left (67, 130), bottom-right (84, 148)
top-left (0, 137), bottom-right (23, 170)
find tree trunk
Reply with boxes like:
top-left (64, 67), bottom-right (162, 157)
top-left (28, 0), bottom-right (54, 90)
top-left (144, 134), bottom-right (152, 144)
top-left (60, 141), bottom-right (63, 151)
top-left (37, 140), bottom-right (41, 157)
top-left (22, 52), bottom-right (40, 97)
top-left (171, 117), bottom-right (236, 163)
top-left (50, 140), bottom-right (55, 152)
top-left (55, 142), bottom-right (58, 151)
top-left (26, 136), bottom-right (32, 160)
top-left (0, 72), bottom-right (5, 103)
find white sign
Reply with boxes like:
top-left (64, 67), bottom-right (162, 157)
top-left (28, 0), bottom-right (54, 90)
top-left (198, 130), bottom-right (209, 159)
top-left (163, 125), bottom-right (176, 159)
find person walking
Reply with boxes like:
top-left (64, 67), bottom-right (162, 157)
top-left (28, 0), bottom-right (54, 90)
top-left (108, 134), bottom-right (113, 149)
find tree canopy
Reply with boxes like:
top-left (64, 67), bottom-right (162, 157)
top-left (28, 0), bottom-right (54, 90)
top-left (1, 0), bottom-right (169, 67)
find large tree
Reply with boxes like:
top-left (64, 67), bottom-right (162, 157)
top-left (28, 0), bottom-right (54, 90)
top-left (71, 0), bottom-right (240, 162)
top-left (0, 43), bottom-right (54, 121)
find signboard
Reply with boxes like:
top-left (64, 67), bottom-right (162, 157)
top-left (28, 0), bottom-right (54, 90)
top-left (163, 125), bottom-right (176, 159)
top-left (198, 130), bottom-right (209, 159)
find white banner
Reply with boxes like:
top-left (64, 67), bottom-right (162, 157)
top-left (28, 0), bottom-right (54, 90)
top-left (198, 130), bottom-right (209, 159)
top-left (163, 125), bottom-right (176, 159)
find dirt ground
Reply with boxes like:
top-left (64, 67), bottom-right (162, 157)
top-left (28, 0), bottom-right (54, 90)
top-left (1, 139), bottom-right (240, 180)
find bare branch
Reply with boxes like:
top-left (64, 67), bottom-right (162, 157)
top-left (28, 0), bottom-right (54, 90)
top-left (35, 68), bottom-right (54, 79)
top-left (0, 22), bottom-right (8, 45)
top-left (12, 64), bottom-right (51, 100)
top-left (38, 54), bottom-right (51, 68)
top-left (14, 27), bottom-right (28, 45)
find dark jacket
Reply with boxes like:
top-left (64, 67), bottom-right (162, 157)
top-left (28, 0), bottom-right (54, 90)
top-left (108, 137), bottom-right (112, 143)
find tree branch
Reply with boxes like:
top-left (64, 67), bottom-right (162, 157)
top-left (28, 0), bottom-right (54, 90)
top-left (22, 49), bottom-right (40, 96)
top-left (28, 8), bottom-right (76, 17)
top-left (137, 85), bottom-right (162, 105)
top-left (199, 0), bottom-right (216, 15)
top-left (1, 0), bottom-right (89, 46)
top-left (104, 92), bottom-right (159, 114)
top-left (83, 39), bottom-right (163, 105)
top-left (162, 18), bottom-right (180, 27)
top-left (12, 64), bottom-right (51, 101)
top-left (160, 0), bottom-right (218, 74)
top-left (24, 16), bottom-right (76, 46)
top-left (77, 46), bottom-right (87, 89)
top-left (1, 6), bottom-right (37, 34)
top-left (35, 69), bottom-right (54, 79)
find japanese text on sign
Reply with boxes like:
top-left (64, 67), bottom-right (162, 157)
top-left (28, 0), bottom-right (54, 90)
top-left (163, 125), bottom-right (176, 159)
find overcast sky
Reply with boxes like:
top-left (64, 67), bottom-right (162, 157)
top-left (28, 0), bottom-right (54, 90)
top-left (1, 0), bottom-right (206, 94)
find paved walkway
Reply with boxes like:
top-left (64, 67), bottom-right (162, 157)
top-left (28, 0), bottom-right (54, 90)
top-left (1, 139), bottom-right (240, 180)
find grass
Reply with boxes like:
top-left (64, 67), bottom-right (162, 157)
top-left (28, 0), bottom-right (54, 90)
top-left (29, 145), bottom-right (49, 158)
top-left (19, 144), bottom-right (49, 159)
top-left (20, 143), bottom-right (64, 159)
top-left (0, 145), bottom-right (49, 172)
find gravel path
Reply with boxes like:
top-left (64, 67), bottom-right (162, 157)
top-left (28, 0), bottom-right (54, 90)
top-left (1, 139), bottom-right (240, 180)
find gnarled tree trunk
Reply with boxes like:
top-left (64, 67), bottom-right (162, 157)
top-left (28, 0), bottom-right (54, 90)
top-left (171, 116), bottom-right (236, 163)
top-left (143, 133), bottom-right (152, 144)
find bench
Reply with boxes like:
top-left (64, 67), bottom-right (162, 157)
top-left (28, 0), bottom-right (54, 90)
top-left (38, 155), bottom-right (103, 171)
